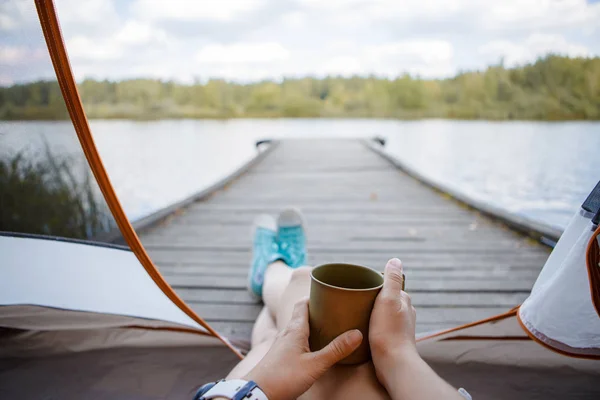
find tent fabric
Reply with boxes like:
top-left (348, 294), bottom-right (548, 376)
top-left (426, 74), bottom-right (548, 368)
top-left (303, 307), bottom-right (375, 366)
top-left (428, 360), bottom-right (600, 400)
top-left (0, 345), bottom-right (239, 400)
top-left (32, 0), bottom-right (241, 358)
top-left (418, 313), bottom-right (599, 372)
top-left (518, 209), bottom-right (600, 357)
top-left (586, 225), bottom-right (600, 317)
top-left (0, 323), bottom-right (222, 358)
top-left (0, 236), bottom-right (209, 333)
top-left (0, 305), bottom-right (212, 332)
top-left (417, 313), bottom-right (600, 399)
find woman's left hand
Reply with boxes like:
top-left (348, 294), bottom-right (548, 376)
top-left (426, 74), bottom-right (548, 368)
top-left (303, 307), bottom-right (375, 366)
top-left (244, 298), bottom-right (363, 400)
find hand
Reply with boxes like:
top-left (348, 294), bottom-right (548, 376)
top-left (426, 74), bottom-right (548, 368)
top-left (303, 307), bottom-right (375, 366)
top-left (369, 258), bottom-right (418, 386)
top-left (245, 298), bottom-right (363, 400)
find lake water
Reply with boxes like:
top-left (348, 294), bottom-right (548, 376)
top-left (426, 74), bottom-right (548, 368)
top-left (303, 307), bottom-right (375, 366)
top-left (1, 119), bottom-right (599, 230)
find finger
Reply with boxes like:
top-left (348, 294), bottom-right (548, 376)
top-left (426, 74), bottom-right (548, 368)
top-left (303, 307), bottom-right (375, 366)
top-left (312, 329), bottom-right (363, 369)
top-left (400, 291), bottom-right (412, 307)
top-left (382, 258), bottom-right (404, 298)
top-left (287, 297), bottom-right (310, 333)
top-left (290, 298), bottom-right (309, 321)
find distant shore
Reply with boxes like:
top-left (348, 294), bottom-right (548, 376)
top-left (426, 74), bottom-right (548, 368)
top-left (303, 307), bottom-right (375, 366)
top-left (2, 113), bottom-right (597, 121)
top-left (2, 55), bottom-right (599, 122)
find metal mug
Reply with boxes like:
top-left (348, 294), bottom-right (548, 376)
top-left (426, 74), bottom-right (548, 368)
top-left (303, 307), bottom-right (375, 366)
top-left (308, 263), bottom-right (384, 365)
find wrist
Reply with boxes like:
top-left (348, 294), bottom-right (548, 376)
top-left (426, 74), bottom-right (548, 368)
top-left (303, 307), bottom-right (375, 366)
top-left (375, 345), bottom-right (421, 389)
top-left (243, 371), bottom-right (276, 400)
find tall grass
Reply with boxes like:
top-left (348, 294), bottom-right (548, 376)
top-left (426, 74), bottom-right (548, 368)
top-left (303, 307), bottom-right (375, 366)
top-left (0, 147), bottom-right (114, 239)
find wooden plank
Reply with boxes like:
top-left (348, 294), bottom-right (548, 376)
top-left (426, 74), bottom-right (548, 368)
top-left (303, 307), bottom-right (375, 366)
top-left (209, 322), bottom-right (254, 341)
top-left (176, 288), bottom-right (528, 308)
top-left (166, 275), bottom-right (535, 291)
top-left (145, 244), bottom-right (546, 254)
top-left (189, 303), bottom-right (262, 321)
top-left (149, 253), bottom-right (548, 268)
top-left (175, 289), bottom-right (260, 304)
top-left (141, 224), bottom-right (534, 240)
top-left (208, 321), bottom-right (473, 342)
top-left (156, 261), bottom-right (545, 272)
top-left (143, 233), bottom-right (534, 248)
top-left (167, 203), bottom-right (480, 212)
top-left (163, 216), bottom-right (484, 226)
top-left (160, 267), bottom-right (540, 280)
top-left (154, 227), bottom-right (513, 241)
top-left (192, 303), bottom-right (511, 324)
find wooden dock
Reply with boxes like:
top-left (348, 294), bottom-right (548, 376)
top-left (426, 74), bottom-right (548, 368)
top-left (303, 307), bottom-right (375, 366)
top-left (139, 139), bottom-right (551, 344)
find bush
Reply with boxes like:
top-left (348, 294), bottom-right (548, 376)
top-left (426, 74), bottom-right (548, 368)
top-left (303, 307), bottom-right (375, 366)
top-left (0, 148), bottom-right (114, 239)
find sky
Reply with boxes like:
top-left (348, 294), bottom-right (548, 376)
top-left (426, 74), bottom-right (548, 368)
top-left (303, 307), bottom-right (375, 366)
top-left (1, 0), bottom-right (599, 85)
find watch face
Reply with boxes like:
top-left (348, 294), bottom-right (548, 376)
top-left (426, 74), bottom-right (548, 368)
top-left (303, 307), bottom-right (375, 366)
top-left (194, 382), bottom-right (216, 400)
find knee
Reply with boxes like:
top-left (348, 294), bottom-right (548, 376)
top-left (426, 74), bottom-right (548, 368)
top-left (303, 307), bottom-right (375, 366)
top-left (290, 266), bottom-right (313, 283)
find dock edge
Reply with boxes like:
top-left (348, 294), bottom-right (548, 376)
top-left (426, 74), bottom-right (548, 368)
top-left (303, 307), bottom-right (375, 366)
top-left (364, 138), bottom-right (563, 247)
top-left (98, 140), bottom-right (279, 243)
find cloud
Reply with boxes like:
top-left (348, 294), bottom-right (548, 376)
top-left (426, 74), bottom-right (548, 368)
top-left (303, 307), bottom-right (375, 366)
top-left (366, 40), bottom-right (455, 77)
top-left (0, 46), bottom-right (28, 64)
top-left (0, 12), bottom-right (18, 31)
top-left (192, 39), bottom-right (454, 80)
top-left (131, 0), bottom-right (265, 22)
top-left (0, 45), bottom-right (46, 65)
top-left (298, 0), bottom-right (462, 21)
top-left (298, 0), bottom-right (600, 34)
top-left (319, 56), bottom-right (363, 76)
top-left (196, 42), bottom-right (290, 64)
top-left (370, 40), bottom-right (453, 65)
top-left (67, 36), bottom-right (123, 61)
top-left (56, 0), bottom-right (119, 24)
top-left (55, 0), bottom-right (121, 35)
top-left (479, 34), bottom-right (591, 66)
top-left (0, 73), bottom-right (15, 85)
top-left (0, 0), bottom-right (34, 32)
top-left (114, 20), bottom-right (169, 46)
top-left (1, 0), bottom-right (599, 84)
top-left (66, 20), bottom-right (170, 62)
top-left (482, 0), bottom-right (600, 32)
top-left (279, 11), bottom-right (306, 28)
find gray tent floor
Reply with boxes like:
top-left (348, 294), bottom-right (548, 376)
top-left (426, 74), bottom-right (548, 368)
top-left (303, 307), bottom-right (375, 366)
top-left (0, 346), bottom-right (239, 400)
top-left (1, 348), bottom-right (598, 399)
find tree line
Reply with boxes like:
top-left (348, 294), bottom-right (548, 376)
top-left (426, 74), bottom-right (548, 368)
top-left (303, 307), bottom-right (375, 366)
top-left (1, 55), bottom-right (599, 120)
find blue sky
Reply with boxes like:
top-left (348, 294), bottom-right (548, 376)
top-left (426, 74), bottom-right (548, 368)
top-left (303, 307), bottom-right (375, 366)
top-left (1, 0), bottom-right (599, 84)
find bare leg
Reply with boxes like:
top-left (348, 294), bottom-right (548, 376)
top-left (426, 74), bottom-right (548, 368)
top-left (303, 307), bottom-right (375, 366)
top-left (265, 263), bottom-right (312, 330)
top-left (228, 261), bottom-right (307, 379)
top-left (251, 307), bottom-right (277, 348)
top-left (255, 259), bottom-right (313, 330)
top-left (262, 260), bottom-right (294, 321)
top-left (228, 262), bottom-right (390, 399)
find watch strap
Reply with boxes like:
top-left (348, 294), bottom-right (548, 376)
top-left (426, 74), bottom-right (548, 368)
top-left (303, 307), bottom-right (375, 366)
top-left (198, 379), bottom-right (268, 400)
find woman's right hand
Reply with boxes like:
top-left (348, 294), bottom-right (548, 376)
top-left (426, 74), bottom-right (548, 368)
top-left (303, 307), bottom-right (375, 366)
top-left (369, 258), bottom-right (418, 386)
top-left (369, 258), bottom-right (466, 400)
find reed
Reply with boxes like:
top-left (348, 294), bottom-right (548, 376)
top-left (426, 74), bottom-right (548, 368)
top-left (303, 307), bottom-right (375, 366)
top-left (0, 147), bottom-right (114, 239)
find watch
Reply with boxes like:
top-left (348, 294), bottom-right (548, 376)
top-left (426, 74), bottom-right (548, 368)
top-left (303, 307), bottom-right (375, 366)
top-left (193, 379), bottom-right (269, 400)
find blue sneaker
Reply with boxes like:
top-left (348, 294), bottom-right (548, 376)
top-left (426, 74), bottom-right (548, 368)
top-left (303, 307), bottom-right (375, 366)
top-left (277, 208), bottom-right (307, 268)
top-left (248, 215), bottom-right (282, 299)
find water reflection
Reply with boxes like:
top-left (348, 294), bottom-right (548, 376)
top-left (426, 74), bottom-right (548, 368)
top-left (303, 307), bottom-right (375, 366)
top-left (0, 122), bottom-right (114, 239)
top-left (384, 120), bottom-right (600, 228)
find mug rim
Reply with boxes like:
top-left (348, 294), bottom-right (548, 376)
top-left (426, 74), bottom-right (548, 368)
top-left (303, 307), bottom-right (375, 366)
top-left (311, 263), bottom-right (384, 292)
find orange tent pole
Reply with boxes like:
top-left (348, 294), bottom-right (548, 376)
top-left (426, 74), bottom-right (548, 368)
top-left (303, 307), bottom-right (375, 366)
top-left (34, 0), bottom-right (243, 359)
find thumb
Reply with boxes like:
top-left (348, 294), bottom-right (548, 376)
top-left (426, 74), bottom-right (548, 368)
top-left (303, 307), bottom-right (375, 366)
top-left (312, 329), bottom-right (363, 369)
top-left (382, 258), bottom-right (404, 297)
